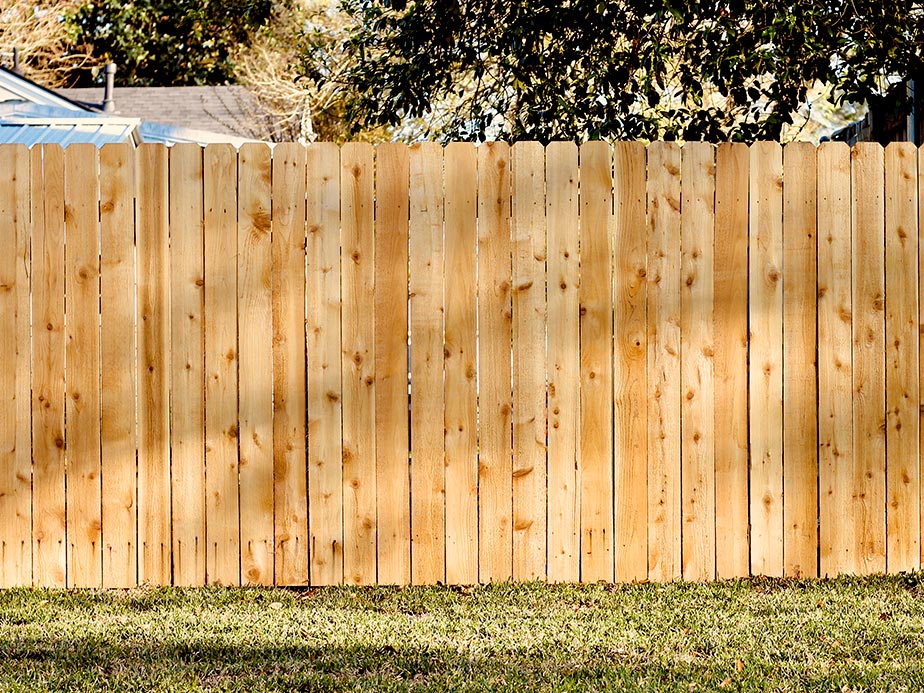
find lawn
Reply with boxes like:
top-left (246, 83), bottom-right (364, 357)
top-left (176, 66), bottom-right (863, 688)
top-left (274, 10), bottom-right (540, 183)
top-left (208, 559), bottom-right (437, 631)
top-left (2, 574), bottom-right (924, 692)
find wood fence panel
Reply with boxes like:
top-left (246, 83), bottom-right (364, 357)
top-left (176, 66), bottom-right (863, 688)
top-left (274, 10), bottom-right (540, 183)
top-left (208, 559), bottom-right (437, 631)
top-left (478, 141), bottom-right (514, 582)
top-left (852, 143), bottom-right (887, 575)
top-left (409, 143), bottom-right (445, 585)
top-left (237, 143), bottom-right (274, 585)
top-left (64, 143), bottom-right (102, 588)
top-left (817, 142), bottom-right (854, 576)
top-left (646, 142), bottom-right (682, 582)
top-left (137, 144), bottom-right (171, 585)
top-left (31, 145), bottom-right (66, 587)
top-left (713, 142), bottom-right (750, 579)
top-left (307, 142), bottom-right (343, 585)
top-left (579, 141), bottom-right (614, 582)
top-left (0, 145), bottom-right (30, 587)
top-left (204, 144), bottom-right (241, 586)
top-left (512, 141), bottom-right (547, 581)
top-left (884, 142), bottom-right (919, 572)
top-left (680, 141), bottom-right (716, 581)
top-left (100, 143), bottom-right (136, 588)
top-left (272, 143), bottom-right (309, 586)
top-left (545, 142), bottom-right (580, 583)
top-left (169, 143), bottom-right (206, 587)
top-left (341, 142), bottom-right (377, 586)
top-left (782, 142), bottom-right (818, 578)
top-left (748, 141), bottom-right (784, 577)
top-left (444, 142), bottom-right (479, 585)
top-left (374, 143), bottom-right (410, 585)
top-left (613, 141), bottom-right (647, 582)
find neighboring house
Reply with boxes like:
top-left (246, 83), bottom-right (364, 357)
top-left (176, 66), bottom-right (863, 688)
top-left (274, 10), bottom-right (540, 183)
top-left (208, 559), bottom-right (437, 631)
top-left (831, 79), bottom-right (923, 146)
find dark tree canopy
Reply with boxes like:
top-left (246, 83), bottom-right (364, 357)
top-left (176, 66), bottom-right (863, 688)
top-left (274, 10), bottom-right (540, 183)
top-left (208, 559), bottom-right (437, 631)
top-left (342, 0), bottom-right (924, 142)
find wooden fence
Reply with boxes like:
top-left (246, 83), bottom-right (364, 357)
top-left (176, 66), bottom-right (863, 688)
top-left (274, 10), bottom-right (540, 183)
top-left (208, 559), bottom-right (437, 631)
top-left (0, 140), bottom-right (921, 587)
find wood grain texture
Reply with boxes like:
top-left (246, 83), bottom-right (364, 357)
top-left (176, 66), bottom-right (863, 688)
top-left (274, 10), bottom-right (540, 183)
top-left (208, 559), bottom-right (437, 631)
top-left (409, 142), bottom-right (445, 585)
top-left (713, 143), bottom-right (750, 579)
top-left (271, 143), bottom-right (308, 586)
top-left (680, 142), bottom-right (716, 581)
top-left (748, 141), bottom-right (784, 578)
top-left (443, 142), bottom-right (479, 585)
top-left (646, 142), bottom-right (682, 582)
top-left (782, 142), bottom-right (818, 578)
top-left (306, 142), bottom-right (343, 585)
top-left (612, 141), bottom-right (647, 583)
top-left (817, 142), bottom-right (853, 576)
top-left (237, 143), bottom-right (274, 585)
top-left (545, 142), bottom-right (580, 583)
top-left (579, 141), bottom-right (614, 583)
top-left (99, 143), bottom-right (136, 588)
top-left (341, 142), bottom-right (377, 585)
top-left (512, 141), bottom-right (547, 581)
top-left (169, 143), bottom-right (206, 587)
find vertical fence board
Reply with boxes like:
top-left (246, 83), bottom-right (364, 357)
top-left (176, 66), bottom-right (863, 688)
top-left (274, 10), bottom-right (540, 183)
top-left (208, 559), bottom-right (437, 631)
top-left (100, 143), bottom-right (136, 587)
top-left (613, 142), bottom-right (647, 582)
top-left (680, 142), bottom-right (716, 581)
top-left (237, 143), bottom-right (274, 585)
top-left (512, 141), bottom-right (547, 581)
top-left (885, 142), bottom-right (919, 572)
top-left (272, 143), bottom-right (309, 586)
top-left (646, 142), bottom-right (682, 582)
top-left (204, 144), bottom-right (241, 586)
top-left (169, 143), bottom-right (206, 587)
top-left (546, 142), bottom-right (580, 583)
top-left (579, 141), bottom-right (614, 582)
top-left (307, 142), bottom-right (343, 585)
top-left (341, 142), bottom-right (377, 585)
top-left (714, 143), bottom-right (750, 579)
top-left (748, 141), bottom-right (784, 577)
top-left (783, 142), bottom-right (819, 578)
top-left (375, 143), bottom-right (410, 585)
top-left (32, 145), bottom-right (66, 587)
top-left (478, 142), bottom-right (514, 582)
top-left (852, 143), bottom-right (887, 574)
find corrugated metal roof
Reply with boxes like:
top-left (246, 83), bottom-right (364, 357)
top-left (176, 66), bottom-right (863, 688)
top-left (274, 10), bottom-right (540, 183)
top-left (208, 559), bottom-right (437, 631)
top-left (0, 121), bottom-right (136, 146)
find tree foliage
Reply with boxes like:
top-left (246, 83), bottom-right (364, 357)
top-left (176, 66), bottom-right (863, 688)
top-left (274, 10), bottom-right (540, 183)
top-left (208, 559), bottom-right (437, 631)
top-left (342, 0), bottom-right (924, 142)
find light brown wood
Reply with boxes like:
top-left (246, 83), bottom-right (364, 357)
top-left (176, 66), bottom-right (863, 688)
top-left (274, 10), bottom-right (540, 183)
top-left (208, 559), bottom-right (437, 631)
top-left (237, 143), bottom-right (274, 585)
top-left (99, 143), bottom-right (137, 588)
top-left (306, 142), bottom-right (343, 585)
top-left (271, 143), bottom-right (309, 586)
top-left (511, 141), bottom-right (547, 581)
top-left (478, 141), bottom-right (514, 582)
top-left (646, 142), bottom-right (682, 582)
top-left (713, 142), bottom-right (750, 579)
top-left (545, 142), bottom-right (580, 583)
top-left (374, 142), bottom-right (410, 585)
top-left (748, 141), bottom-right (783, 578)
top-left (169, 143), bottom-right (206, 587)
top-left (204, 143), bottom-right (241, 586)
top-left (680, 141), bottom-right (716, 581)
top-left (31, 145), bottom-right (66, 587)
top-left (0, 145), bottom-right (31, 587)
top-left (612, 141), bottom-right (647, 582)
top-left (851, 142), bottom-right (887, 575)
top-left (136, 144), bottom-right (171, 585)
top-left (64, 143), bottom-right (102, 587)
top-left (884, 142), bottom-right (919, 572)
top-left (579, 141), bottom-right (614, 582)
top-left (782, 142), bottom-right (818, 578)
top-left (341, 142), bottom-right (377, 585)
top-left (817, 142), bottom-right (853, 576)
top-left (409, 142), bottom-right (445, 585)
top-left (443, 142), bottom-right (478, 585)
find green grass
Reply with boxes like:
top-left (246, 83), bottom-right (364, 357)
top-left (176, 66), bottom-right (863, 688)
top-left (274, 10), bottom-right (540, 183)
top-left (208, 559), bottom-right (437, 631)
top-left (3, 575), bottom-right (924, 691)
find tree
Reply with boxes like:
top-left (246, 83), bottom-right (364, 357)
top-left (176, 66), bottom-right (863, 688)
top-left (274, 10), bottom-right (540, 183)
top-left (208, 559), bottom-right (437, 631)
top-left (341, 0), bottom-right (924, 142)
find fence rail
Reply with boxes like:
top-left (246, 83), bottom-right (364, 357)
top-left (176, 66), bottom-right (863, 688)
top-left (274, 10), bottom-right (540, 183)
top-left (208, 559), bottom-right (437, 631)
top-left (0, 140), bottom-right (920, 587)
